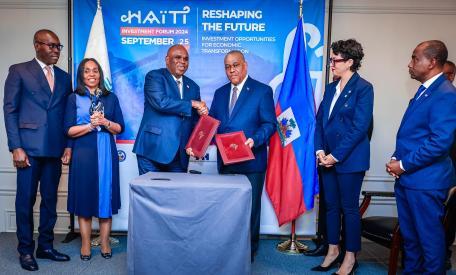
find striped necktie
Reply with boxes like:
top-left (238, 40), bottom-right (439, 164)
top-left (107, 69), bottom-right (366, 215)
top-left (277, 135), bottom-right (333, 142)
top-left (229, 86), bottom-right (238, 116)
top-left (176, 80), bottom-right (182, 99)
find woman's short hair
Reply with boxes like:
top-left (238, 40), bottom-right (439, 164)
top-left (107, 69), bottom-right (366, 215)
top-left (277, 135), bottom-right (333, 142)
top-left (331, 39), bottom-right (364, 72)
top-left (75, 58), bottom-right (110, 96)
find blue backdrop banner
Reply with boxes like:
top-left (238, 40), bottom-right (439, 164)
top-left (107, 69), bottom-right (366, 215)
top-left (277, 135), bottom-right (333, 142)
top-left (73, 0), bottom-right (325, 142)
top-left (73, 0), bottom-right (325, 233)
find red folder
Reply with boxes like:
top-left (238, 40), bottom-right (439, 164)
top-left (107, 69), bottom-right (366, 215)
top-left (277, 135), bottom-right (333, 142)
top-left (215, 131), bottom-right (255, 165)
top-left (185, 115), bottom-right (220, 158)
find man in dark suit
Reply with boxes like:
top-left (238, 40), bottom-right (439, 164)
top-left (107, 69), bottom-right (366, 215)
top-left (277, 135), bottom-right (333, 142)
top-left (133, 45), bottom-right (207, 174)
top-left (208, 50), bottom-right (276, 260)
top-left (3, 29), bottom-right (72, 271)
top-left (387, 40), bottom-right (456, 274)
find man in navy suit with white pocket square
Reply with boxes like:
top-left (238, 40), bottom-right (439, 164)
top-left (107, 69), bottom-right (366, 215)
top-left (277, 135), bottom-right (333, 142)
top-left (3, 29), bottom-right (72, 271)
top-left (387, 40), bottom-right (456, 274)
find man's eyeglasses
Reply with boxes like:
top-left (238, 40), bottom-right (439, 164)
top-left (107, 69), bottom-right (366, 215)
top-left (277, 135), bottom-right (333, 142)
top-left (328, 57), bottom-right (347, 65)
top-left (225, 63), bottom-right (242, 71)
top-left (35, 41), bottom-right (64, 51)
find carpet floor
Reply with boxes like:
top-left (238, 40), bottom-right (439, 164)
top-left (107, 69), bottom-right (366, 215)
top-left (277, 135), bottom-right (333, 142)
top-left (0, 233), bottom-right (455, 274)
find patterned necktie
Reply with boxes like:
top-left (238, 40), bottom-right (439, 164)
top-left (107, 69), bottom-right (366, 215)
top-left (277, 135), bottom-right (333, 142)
top-left (176, 80), bottom-right (182, 99)
top-left (229, 86), bottom-right (238, 116)
top-left (45, 66), bottom-right (54, 92)
top-left (413, 85), bottom-right (426, 101)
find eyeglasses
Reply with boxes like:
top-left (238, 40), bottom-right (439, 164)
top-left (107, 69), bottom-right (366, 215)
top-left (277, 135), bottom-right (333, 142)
top-left (328, 57), bottom-right (347, 65)
top-left (35, 41), bottom-right (64, 51)
top-left (225, 63), bottom-right (242, 71)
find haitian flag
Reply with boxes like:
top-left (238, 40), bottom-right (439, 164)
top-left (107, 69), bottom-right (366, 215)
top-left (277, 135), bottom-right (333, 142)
top-left (266, 18), bottom-right (319, 226)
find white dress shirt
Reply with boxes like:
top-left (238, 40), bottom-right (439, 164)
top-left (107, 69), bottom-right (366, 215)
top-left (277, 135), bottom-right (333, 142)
top-left (229, 74), bottom-right (248, 107)
top-left (35, 57), bottom-right (54, 79)
top-left (171, 75), bottom-right (183, 99)
top-left (328, 81), bottom-right (342, 118)
top-left (415, 72), bottom-right (443, 100)
top-left (315, 81), bottom-right (342, 162)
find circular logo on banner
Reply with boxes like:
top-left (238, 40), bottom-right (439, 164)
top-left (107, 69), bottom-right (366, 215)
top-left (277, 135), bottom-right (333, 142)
top-left (118, 150), bottom-right (126, 162)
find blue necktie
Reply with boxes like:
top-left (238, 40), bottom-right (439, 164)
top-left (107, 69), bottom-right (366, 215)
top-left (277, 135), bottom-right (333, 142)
top-left (413, 85), bottom-right (426, 101)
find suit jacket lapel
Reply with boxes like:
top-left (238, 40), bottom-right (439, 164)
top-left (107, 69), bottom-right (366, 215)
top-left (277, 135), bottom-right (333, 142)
top-left (47, 68), bottom-right (64, 109)
top-left (164, 69), bottom-right (181, 99)
top-left (410, 75), bottom-right (445, 110)
top-left (323, 83), bottom-right (337, 126)
top-left (400, 74), bottom-right (447, 126)
top-left (182, 76), bottom-right (192, 101)
top-left (27, 59), bottom-right (52, 107)
top-left (328, 73), bottom-right (360, 122)
top-left (228, 77), bottom-right (251, 122)
top-left (218, 84), bottom-right (230, 123)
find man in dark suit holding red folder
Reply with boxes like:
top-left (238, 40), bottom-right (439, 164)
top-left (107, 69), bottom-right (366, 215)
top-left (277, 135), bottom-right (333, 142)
top-left (133, 45), bottom-right (207, 174)
top-left (208, 50), bottom-right (276, 261)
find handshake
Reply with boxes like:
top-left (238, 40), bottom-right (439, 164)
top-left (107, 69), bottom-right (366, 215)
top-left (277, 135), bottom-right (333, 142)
top-left (191, 100), bottom-right (208, 116)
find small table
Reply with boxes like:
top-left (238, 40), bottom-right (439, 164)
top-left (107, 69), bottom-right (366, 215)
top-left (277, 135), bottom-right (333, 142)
top-left (127, 172), bottom-right (252, 275)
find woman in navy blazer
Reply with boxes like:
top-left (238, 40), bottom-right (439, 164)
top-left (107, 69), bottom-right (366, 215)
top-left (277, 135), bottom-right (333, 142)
top-left (313, 39), bottom-right (374, 275)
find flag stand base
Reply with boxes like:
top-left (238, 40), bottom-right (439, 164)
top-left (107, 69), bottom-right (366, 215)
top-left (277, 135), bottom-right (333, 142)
top-left (276, 221), bottom-right (309, 254)
top-left (276, 238), bottom-right (308, 254)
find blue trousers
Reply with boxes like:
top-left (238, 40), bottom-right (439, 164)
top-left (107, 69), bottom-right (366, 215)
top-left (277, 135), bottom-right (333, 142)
top-left (137, 151), bottom-right (186, 174)
top-left (245, 173), bottom-right (265, 254)
top-left (395, 184), bottom-right (447, 275)
top-left (321, 168), bottom-right (364, 252)
top-left (16, 156), bottom-right (61, 255)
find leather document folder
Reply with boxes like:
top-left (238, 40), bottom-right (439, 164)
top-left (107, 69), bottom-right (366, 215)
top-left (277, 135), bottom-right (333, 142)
top-left (185, 115), bottom-right (220, 158)
top-left (215, 131), bottom-right (255, 165)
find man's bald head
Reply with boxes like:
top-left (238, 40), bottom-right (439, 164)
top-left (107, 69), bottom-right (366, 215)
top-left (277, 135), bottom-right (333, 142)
top-left (33, 29), bottom-right (58, 45)
top-left (165, 45), bottom-right (189, 78)
top-left (418, 40), bottom-right (448, 68)
top-left (224, 50), bottom-right (245, 63)
top-left (33, 29), bottom-right (61, 65)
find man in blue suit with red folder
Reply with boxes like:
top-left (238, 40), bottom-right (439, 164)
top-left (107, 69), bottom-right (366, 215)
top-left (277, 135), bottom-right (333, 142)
top-left (208, 50), bottom-right (276, 261)
top-left (387, 40), bottom-right (456, 274)
top-left (3, 29), bottom-right (72, 271)
top-left (133, 45), bottom-right (207, 174)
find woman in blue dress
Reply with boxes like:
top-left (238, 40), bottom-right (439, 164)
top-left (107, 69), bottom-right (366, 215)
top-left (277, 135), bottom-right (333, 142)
top-left (64, 58), bottom-right (124, 260)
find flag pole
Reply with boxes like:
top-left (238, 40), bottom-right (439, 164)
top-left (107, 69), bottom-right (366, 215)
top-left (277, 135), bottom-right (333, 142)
top-left (81, 0), bottom-right (120, 248)
top-left (275, 0), bottom-right (309, 254)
